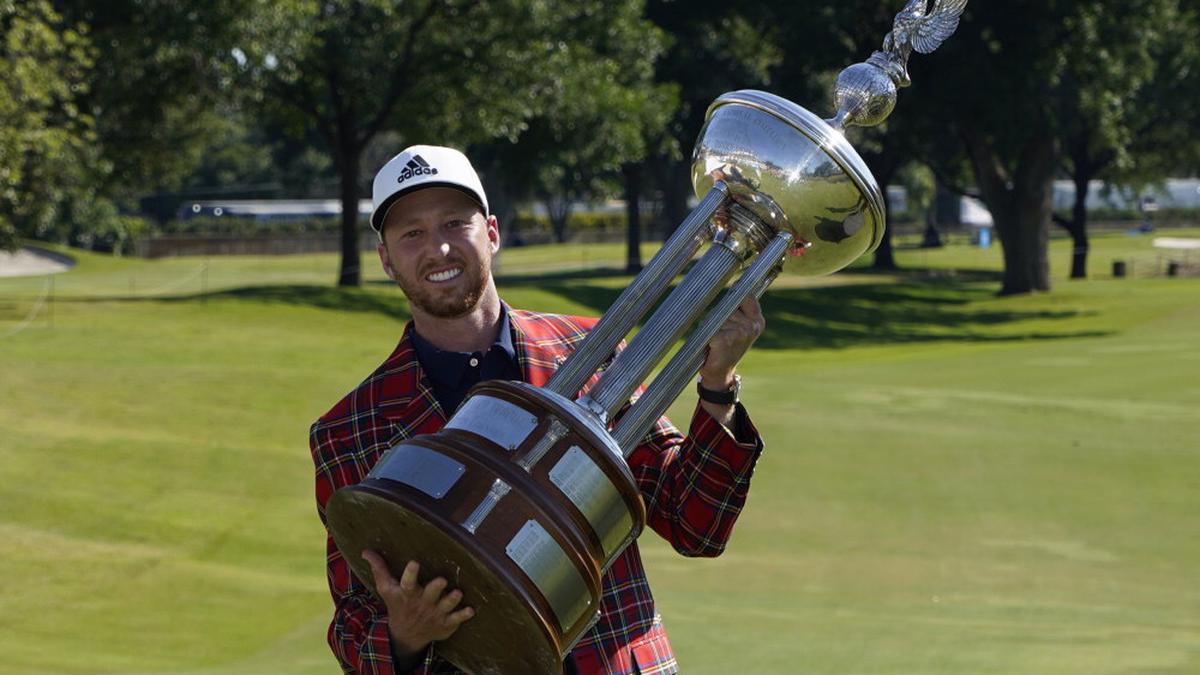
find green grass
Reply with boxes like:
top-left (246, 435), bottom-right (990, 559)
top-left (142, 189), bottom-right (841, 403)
top-left (1, 228), bottom-right (1198, 674)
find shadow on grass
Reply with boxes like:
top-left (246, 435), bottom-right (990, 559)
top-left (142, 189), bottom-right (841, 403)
top-left (92, 284), bottom-right (414, 320)
top-left (754, 282), bottom-right (1107, 349)
top-left (840, 264), bottom-right (1005, 284)
top-left (92, 266), bottom-right (1111, 349)
top-left (498, 271), bottom-right (1110, 350)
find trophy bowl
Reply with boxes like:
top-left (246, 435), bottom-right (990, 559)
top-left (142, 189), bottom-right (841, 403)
top-left (693, 90), bottom-right (886, 276)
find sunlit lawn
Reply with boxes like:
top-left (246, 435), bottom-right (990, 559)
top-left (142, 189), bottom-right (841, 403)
top-left (1, 226), bottom-right (1197, 673)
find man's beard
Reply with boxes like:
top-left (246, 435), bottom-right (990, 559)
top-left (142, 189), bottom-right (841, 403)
top-left (398, 256), bottom-right (491, 319)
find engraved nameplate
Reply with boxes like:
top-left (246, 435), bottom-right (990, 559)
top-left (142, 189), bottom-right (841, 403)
top-left (505, 520), bottom-right (591, 632)
top-left (444, 395), bottom-right (538, 452)
top-left (369, 443), bottom-right (465, 499)
top-left (548, 446), bottom-right (633, 559)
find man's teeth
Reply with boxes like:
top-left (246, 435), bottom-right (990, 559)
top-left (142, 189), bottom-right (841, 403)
top-left (426, 268), bottom-right (462, 282)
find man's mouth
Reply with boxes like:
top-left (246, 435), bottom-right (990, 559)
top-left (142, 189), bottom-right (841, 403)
top-left (425, 267), bottom-right (463, 283)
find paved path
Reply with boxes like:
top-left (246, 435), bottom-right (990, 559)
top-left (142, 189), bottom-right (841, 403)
top-left (0, 246), bottom-right (75, 278)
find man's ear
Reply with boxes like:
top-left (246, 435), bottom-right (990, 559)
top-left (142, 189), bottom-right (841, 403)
top-left (377, 242), bottom-right (396, 280)
top-left (486, 214), bottom-right (501, 255)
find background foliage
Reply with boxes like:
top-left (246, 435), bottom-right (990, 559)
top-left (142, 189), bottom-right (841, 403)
top-left (4, 0), bottom-right (1198, 292)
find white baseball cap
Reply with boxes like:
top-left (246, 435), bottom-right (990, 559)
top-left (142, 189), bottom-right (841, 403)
top-left (370, 144), bottom-right (490, 235)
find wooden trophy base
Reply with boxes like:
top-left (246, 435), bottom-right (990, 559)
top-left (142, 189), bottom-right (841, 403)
top-left (326, 381), bottom-right (646, 674)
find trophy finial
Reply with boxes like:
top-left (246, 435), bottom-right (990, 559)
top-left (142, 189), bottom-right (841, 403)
top-left (827, 0), bottom-right (967, 130)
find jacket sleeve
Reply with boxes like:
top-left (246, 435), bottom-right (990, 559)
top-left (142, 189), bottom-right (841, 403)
top-left (623, 402), bottom-right (764, 557)
top-left (311, 423), bottom-right (462, 675)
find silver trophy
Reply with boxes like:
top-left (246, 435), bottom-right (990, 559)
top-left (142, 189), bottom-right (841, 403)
top-left (326, 3), bottom-right (966, 673)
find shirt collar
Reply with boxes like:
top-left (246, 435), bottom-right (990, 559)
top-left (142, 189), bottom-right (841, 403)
top-left (410, 305), bottom-right (517, 390)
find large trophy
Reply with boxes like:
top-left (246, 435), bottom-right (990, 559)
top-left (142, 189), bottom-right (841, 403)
top-left (326, 2), bottom-right (965, 672)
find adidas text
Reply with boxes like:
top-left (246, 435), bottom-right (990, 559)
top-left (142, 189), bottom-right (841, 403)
top-left (397, 155), bottom-right (438, 183)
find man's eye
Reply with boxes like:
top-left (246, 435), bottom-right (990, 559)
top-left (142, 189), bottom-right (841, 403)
top-left (446, 219), bottom-right (465, 229)
top-left (401, 229), bottom-right (421, 239)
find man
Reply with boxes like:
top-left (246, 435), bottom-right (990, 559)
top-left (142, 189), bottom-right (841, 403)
top-left (310, 145), bottom-right (766, 674)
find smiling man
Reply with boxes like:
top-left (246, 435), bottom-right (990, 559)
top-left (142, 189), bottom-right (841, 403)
top-left (310, 145), bottom-right (767, 675)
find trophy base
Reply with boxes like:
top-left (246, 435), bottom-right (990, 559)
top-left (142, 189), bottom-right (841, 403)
top-left (326, 381), bottom-right (647, 674)
top-left (328, 486), bottom-right (563, 675)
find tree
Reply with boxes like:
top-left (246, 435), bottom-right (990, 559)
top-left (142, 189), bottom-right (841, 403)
top-left (642, 2), bottom-right (786, 236)
top-left (473, 1), bottom-right (675, 273)
top-left (53, 0), bottom-right (256, 206)
top-left (241, 0), bottom-right (670, 286)
top-left (0, 0), bottom-right (105, 250)
top-left (641, 1), bottom-right (897, 269)
top-left (1055, 1), bottom-right (1200, 278)
top-left (894, 0), bottom-right (1197, 294)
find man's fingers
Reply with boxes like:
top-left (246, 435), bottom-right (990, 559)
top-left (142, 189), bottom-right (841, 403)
top-left (436, 588), bottom-right (464, 614)
top-left (741, 296), bottom-right (764, 323)
top-left (746, 297), bottom-right (766, 334)
top-left (361, 549), bottom-right (396, 591)
top-left (422, 576), bottom-right (448, 603)
top-left (446, 605), bottom-right (476, 626)
top-left (398, 560), bottom-right (420, 593)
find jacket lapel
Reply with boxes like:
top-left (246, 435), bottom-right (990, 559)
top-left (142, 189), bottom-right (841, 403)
top-left (375, 323), bottom-right (448, 439)
top-left (509, 308), bottom-right (564, 388)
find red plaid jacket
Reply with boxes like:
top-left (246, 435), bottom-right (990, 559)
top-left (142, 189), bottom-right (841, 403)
top-left (310, 308), bottom-right (763, 674)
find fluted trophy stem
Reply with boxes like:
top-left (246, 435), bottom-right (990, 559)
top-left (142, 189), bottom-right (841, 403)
top-left (583, 241), bottom-right (740, 421)
top-left (613, 231), bottom-right (793, 455)
top-left (582, 204), bottom-right (771, 421)
top-left (545, 182), bottom-right (729, 399)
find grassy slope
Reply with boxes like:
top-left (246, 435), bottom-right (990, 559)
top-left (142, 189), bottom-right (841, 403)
top-left (0, 229), bottom-right (1197, 673)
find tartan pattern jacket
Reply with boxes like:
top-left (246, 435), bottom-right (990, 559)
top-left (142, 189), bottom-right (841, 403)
top-left (310, 308), bottom-right (764, 674)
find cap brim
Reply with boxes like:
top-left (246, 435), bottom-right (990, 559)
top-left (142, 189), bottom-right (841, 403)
top-left (371, 182), bottom-right (488, 233)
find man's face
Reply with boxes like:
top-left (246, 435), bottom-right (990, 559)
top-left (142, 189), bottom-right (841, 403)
top-left (377, 187), bottom-right (499, 319)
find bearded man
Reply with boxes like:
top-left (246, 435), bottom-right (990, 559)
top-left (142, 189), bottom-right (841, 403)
top-left (310, 145), bottom-right (766, 674)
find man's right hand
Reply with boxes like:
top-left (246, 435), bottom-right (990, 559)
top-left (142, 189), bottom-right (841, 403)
top-left (361, 550), bottom-right (476, 668)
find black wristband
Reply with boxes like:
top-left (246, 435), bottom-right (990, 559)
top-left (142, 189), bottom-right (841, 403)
top-left (697, 375), bottom-right (740, 405)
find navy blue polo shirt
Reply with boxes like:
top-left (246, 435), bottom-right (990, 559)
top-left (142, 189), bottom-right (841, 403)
top-left (410, 306), bottom-right (524, 415)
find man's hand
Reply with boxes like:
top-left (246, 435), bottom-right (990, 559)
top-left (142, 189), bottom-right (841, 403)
top-left (362, 550), bottom-right (475, 668)
top-left (698, 297), bottom-right (765, 426)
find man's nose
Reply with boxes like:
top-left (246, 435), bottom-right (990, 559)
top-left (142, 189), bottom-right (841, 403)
top-left (428, 230), bottom-right (452, 257)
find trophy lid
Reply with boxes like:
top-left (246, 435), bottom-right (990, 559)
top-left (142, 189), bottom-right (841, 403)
top-left (692, 90), bottom-right (886, 276)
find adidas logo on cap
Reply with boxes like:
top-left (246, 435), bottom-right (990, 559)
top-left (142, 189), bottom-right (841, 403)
top-left (397, 155), bottom-right (438, 184)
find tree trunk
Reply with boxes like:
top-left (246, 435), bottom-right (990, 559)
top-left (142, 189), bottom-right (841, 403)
top-left (1033, 182), bottom-right (1051, 292)
top-left (337, 146), bottom-right (362, 287)
top-left (479, 165), bottom-right (520, 246)
top-left (991, 181), bottom-right (1052, 295)
top-left (865, 146), bottom-right (898, 270)
top-left (652, 156), bottom-right (690, 241)
top-left (963, 128), bottom-right (1055, 295)
top-left (545, 195), bottom-right (572, 244)
top-left (924, 181), bottom-right (955, 248)
top-left (921, 207), bottom-right (943, 248)
top-left (872, 191), bottom-right (897, 269)
top-left (624, 163), bottom-right (643, 274)
top-left (1067, 174), bottom-right (1090, 279)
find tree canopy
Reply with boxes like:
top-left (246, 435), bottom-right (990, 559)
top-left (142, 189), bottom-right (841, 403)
top-left (5, 0), bottom-right (1199, 296)
top-left (238, 0), bottom-right (676, 285)
top-left (0, 0), bottom-right (99, 250)
top-left (889, 0), bottom-right (1200, 293)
